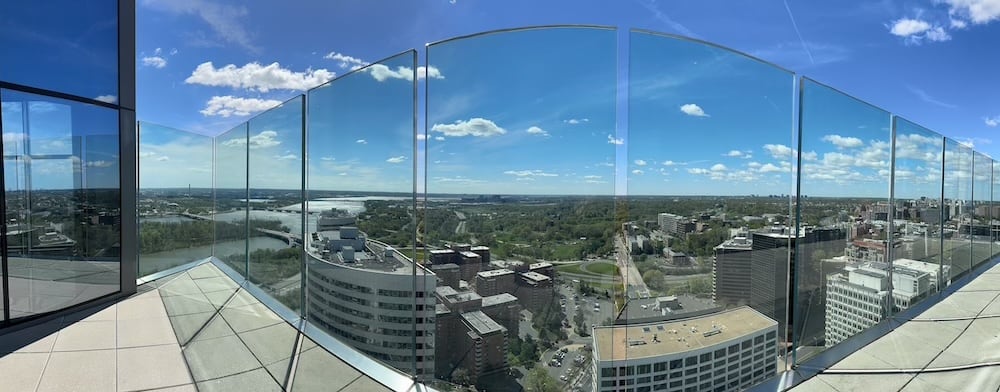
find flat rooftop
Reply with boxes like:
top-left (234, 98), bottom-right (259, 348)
top-left (521, 271), bottom-right (550, 282)
top-left (594, 306), bottom-right (777, 362)
top-left (482, 293), bottom-right (518, 307)
top-left (477, 269), bottom-right (514, 278)
top-left (462, 310), bottom-right (505, 335)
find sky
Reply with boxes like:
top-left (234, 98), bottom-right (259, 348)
top-left (128, 0), bottom-right (1000, 196)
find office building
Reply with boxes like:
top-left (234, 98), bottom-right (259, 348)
top-left (713, 236), bottom-right (753, 306)
top-left (591, 307), bottom-right (778, 392)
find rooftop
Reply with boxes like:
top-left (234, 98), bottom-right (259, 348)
top-left (594, 306), bottom-right (777, 362)
top-left (461, 311), bottom-right (505, 335)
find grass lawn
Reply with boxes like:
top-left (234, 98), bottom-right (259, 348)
top-left (582, 261), bottom-right (619, 276)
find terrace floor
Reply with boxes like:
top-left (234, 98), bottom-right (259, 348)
top-left (792, 262), bottom-right (1000, 392)
top-left (0, 263), bottom-right (393, 392)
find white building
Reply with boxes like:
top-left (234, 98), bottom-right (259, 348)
top-left (824, 258), bottom-right (946, 347)
top-left (591, 307), bottom-right (778, 392)
top-left (306, 229), bottom-right (437, 379)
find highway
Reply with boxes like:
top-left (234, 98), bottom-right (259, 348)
top-left (615, 234), bottom-right (651, 299)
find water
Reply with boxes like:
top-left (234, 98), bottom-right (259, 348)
top-left (141, 216), bottom-right (199, 224)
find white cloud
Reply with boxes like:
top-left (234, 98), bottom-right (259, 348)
top-left (432, 118), bottom-right (507, 137)
top-left (86, 160), bottom-right (114, 168)
top-left (320, 156), bottom-right (335, 161)
top-left (662, 160), bottom-right (678, 166)
top-left (759, 163), bottom-right (783, 173)
top-left (367, 64), bottom-right (444, 82)
top-left (747, 162), bottom-right (762, 168)
top-left (822, 134), bottom-right (864, 148)
top-left (156, 156), bottom-right (170, 161)
top-left (801, 151), bottom-right (818, 161)
top-left (725, 150), bottom-right (743, 157)
top-left (563, 118), bottom-right (589, 124)
top-left (890, 18), bottom-right (932, 36)
top-left (435, 136), bottom-right (445, 141)
top-left (94, 95), bottom-right (117, 104)
top-left (275, 154), bottom-right (297, 160)
top-left (416, 134), bottom-right (427, 141)
top-left (386, 156), bottom-right (406, 163)
top-left (526, 126), bottom-right (548, 136)
top-left (583, 175), bottom-right (602, 179)
top-left (632, 169), bottom-right (644, 175)
top-left (185, 61), bottom-right (335, 92)
top-left (324, 52), bottom-right (368, 70)
top-left (763, 144), bottom-right (794, 159)
top-left (504, 170), bottom-right (558, 177)
top-left (140, 151), bottom-right (157, 158)
top-left (634, 159), bottom-right (647, 166)
top-left (200, 95), bottom-right (281, 117)
top-left (222, 130), bottom-right (280, 149)
top-left (142, 56), bottom-right (167, 68)
top-left (687, 168), bottom-right (710, 175)
top-left (888, 18), bottom-right (951, 44)
top-left (986, 116), bottom-right (999, 127)
top-left (680, 103), bottom-right (709, 117)
top-left (945, 0), bottom-right (1000, 24)
top-left (356, 139), bottom-right (367, 144)
top-left (607, 134), bottom-right (624, 145)
top-left (710, 163), bottom-right (727, 172)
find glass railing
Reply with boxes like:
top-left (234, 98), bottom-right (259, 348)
top-left (134, 26), bottom-right (1000, 392)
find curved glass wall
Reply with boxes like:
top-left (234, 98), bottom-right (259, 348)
top-left (426, 27), bottom-right (617, 391)
top-left (214, 123), bottom-right (249, 278)
top-left (628, 30), bottom-right (792, 390)
top-left (304, 51), bottom-right (424, 379)
top-left (943, 139), bottom-right (973, 281)
top-left (121, 26), bottom-right (1000, 392)
top-left (794, 78), bottom-right (891, 363)
top-left (890, 118), bottom-right (945, 300)
top-left (247, 95), bottom-right (304, 311)
top-left (137, 123), bottom-right (214, 277)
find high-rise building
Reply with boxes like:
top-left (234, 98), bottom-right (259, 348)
top-left (825, 259), bottom-right (943, 346)
top-left (713, 236), bottom-right (753, 306)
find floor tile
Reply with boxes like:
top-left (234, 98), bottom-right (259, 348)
top-left (117, 290), bottom-right (169, 320)
top-left (196, 367), bottom-right (282, 392)
top-left (290, 340), bottom-right (362, 392)
top-left (184, 334), bottom-right (261, 381)
top-left (169, 312), bottom-right (217, 344)
top-left (118, 316), bottom-right (178, 348)
top-left (913, 291), bottom-right (999, 320)
top-left (901, 367), bottom-right (1000, 392)
top-left (0, 322), bottom-right (62, 354)
top-left (36, 350), bottom-right (116, 392)
top-left (118, 345), bottom-right (193, 391)
top-left (813, 373), bottom-right (915, 392)
top-left (340, 375), bottom-right (391, 392)
top-left (52, 320), bottom-right (116, 351)
top-left (63, 303), bottom-right (117, 323)
top-left (0, 352), bottom-right (49, 391)
top-left (860, 320), bottom-right (969, 370)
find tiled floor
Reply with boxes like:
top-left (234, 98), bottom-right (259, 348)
top-left (793, 262), bottom-right (1000, 392)
top-left (0, 263), bottom-right (394, 392)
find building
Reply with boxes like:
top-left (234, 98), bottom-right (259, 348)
top-left (458, 311), bottom-right (509, 383)
top-left (658, 213), bottom-right (694, 236)
top-left (528, 261), bottom-right (555, 279)
top-left (713, 236), bottom-right (753, 306)
top-left (432, 263), bottom-right (462, 289)
top-left (845, 238), bottom-right (888, 263)
top-left (475, 268), bottom-right (516, 297)
top-left (516, 271), bottom-right (554, 311)
top-left (824, 259), bottom-right (944, 346)
top-left (434, 286), bottom-right (518, 383)
top-left (306, 228), bottom-right (437, 379)
top-left (591, 307), bottom-right (778, 392)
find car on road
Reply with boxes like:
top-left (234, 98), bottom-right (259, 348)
top-left (560, 375), bottom-right (569, 381)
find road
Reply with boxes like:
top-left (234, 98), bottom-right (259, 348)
top-left (615, 235), bottom-right (651, 299)
top-left (454, 210), bottom-right (466, 234)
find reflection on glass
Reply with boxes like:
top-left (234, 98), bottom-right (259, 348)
top-left (247, 95), bottom-right (304, 311)
top-left (305, 52), bottom-right (427, 379)
top-left (889, 118), bottom-right (945, 307)
top-left (428, 28), bottom-right (616, 390)
top-left (795, 79), bottom-right (891, 362)
top-left (0, 0), bottom-right (118, 101)
top-left (943, 139), bottom-right (973, 280)
top-left (972, 151), bottom-right (992, 268)
top-left (138, 123), bottom-right (214, 277)
top-left (627, 31), bottom-right (790, 388)
top-left (1, 89), bottom-right (120, 319)
top-left (215, 123), bottom-right (249, 277)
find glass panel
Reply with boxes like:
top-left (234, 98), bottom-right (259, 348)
top-left (0, 0), bottom-right (118, 101)
top-left (427, 28), bottom-right (616, 390)
top-left (247, 95), bottom-right (304, 311)
top-left (972, 151), bottom-right (992, 268)
top-left (138, 123), bottom-right (214, 277)
top-left (795, 79), bottom-right (890, 363)
top-left (994, 160), bottom-right (1000, 261)
top-left (215, 123), bottom-right (249, 278)
top-left (305, 52), bottom-right (422, 378)
top-left (943, 139), bottom-right (973, 281)
top-left (627, 31), bottom-right (792, 388)
top-left (889, 118), bottom-right (944, 309)
top-left (1, 88), bottom-right (120, 319)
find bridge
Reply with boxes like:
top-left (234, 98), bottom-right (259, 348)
top-left (255, 228), bottom-right (303, 246)
top-left (179, 212), bottom-right (211, 221)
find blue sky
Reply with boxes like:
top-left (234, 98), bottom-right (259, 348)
top-left (133, 0), bottom-right (1000, 196)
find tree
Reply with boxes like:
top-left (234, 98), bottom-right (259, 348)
top-left (643, 270), bottom-right (667, 292)
top-left (524, 366), bottom-right (560, 392)
top-left (451, 368), bottom-right (471, 386)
